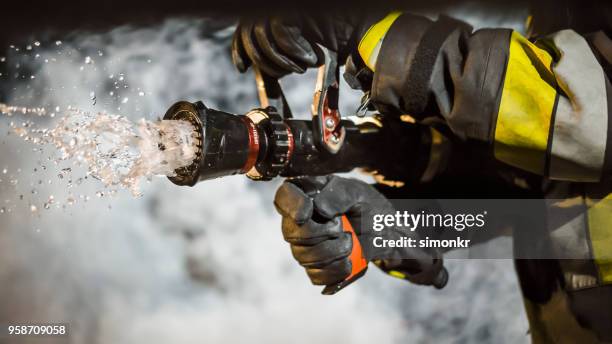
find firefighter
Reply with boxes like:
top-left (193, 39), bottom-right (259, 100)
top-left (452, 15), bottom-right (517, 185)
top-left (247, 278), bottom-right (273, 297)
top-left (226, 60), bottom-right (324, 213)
top-left (232, 7), bottom-right (612, 343)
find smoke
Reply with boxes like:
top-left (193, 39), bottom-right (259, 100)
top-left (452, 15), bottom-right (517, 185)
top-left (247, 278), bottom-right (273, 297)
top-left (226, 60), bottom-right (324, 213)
top-left (0, 16), bottom-right (528, 344)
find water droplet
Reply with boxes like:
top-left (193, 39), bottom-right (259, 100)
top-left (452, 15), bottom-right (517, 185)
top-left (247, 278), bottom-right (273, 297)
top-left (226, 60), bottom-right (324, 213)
top-left (2, 168), bottom-right (6, 174)
top-left (55, 40), bottom-right (62, 46)
top-left (138, 91), bottom-right (145, 97)
top-left (26, 45), bottom-right (32, 50)
top-left (121, 97), bottom-right (129, 104)
top-left (30, 204), bottom-right (37, 212)
top-left (34, 41), bottom-right (40, 46)
top-left (84, 56), bottom-right (92, 64)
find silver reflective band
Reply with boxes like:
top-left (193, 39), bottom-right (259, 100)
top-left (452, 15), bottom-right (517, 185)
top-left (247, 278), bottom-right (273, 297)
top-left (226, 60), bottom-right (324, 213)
top-left (548, 30), bottom-right (608, 182)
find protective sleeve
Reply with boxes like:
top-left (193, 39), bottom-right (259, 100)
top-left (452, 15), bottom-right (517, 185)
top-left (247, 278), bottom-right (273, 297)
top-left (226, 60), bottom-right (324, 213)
top-left (365, 13), bottom-right (612, 183)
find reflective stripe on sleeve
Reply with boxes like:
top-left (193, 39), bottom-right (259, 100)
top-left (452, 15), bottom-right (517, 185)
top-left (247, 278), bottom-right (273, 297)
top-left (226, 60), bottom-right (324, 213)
top-left (494, 31), bottom-right (557, 175)
top-left (358, 11), bottom-right (402, 71)
top-left (547, 30), bottom-right (608, 182)
top-left (494, 30), bottom-right (609, 180)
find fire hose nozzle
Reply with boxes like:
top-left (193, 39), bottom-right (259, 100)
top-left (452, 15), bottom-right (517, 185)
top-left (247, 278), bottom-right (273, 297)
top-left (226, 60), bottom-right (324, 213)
top-left (163, 100), bottom-right (264, 185)
top-left (163, 100), bottom-right (296, 185)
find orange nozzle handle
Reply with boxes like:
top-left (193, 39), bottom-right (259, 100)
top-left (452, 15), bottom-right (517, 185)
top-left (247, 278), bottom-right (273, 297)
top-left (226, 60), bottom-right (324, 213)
top-left (321, 215), bottom-right (368, 295)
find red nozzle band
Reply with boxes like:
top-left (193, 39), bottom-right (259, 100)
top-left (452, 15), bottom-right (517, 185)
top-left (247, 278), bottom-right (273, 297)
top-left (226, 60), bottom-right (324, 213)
top-left (241, 116), bottom-right (260, 173)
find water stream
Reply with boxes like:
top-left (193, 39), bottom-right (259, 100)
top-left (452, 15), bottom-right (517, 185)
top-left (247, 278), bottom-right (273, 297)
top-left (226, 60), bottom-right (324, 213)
top-left (2, 103), bottom-right (198, 197)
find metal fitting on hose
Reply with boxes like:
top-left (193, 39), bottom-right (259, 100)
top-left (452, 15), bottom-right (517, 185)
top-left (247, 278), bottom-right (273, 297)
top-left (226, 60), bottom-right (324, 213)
top-left (245, 107), bottom-right (294, 181)
top-left (164, 101), bottom-right (261, 185)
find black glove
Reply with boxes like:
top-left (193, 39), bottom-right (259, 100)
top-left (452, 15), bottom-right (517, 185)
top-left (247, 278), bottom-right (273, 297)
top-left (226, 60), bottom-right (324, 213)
top-left (232, 12), bottom-right (380, 78)
top-left (274, 175), bottom-right (446, 287)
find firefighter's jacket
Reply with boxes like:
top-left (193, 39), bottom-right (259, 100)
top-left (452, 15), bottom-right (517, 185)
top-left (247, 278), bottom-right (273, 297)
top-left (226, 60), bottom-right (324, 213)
top-left (358, 12), bottom-right (612, 343)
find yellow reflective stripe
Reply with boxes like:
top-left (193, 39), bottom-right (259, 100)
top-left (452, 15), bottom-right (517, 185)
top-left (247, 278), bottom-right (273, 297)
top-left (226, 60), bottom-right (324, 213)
top-left (387, 270), bottom-right (407, 279)
top-left (587, 194), bottom-right (612, 283)
top-left (494, 31), bottom-right (557, 175)
top-left (358, 11), bottom-right (402, 71)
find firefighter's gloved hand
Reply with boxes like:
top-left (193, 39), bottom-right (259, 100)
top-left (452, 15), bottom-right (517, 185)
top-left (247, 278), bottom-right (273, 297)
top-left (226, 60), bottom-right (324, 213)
top-left (232, 13), bottom-right (379, 78)
top-left (274, 175), bottom-right (445, 287)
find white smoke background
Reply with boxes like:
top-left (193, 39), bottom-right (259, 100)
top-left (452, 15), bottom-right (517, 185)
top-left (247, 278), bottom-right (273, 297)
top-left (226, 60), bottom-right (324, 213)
top-left (0, 10), bottom-right (529, 344)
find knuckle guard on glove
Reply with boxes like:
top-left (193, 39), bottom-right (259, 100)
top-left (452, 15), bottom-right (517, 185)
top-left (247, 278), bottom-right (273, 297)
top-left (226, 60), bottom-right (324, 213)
top-left (281, 216), bottom-right (343, 245)
top-left (269, 18), bottom-right (319, 67)
top-left (240, 21), bottom-right (285, 78)
top-left (253, 19), bottom-right (305, 74)
top-left (290, 232), bottom-right (352, 267)
top-left (313, 176), bottom-right (378, 219)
